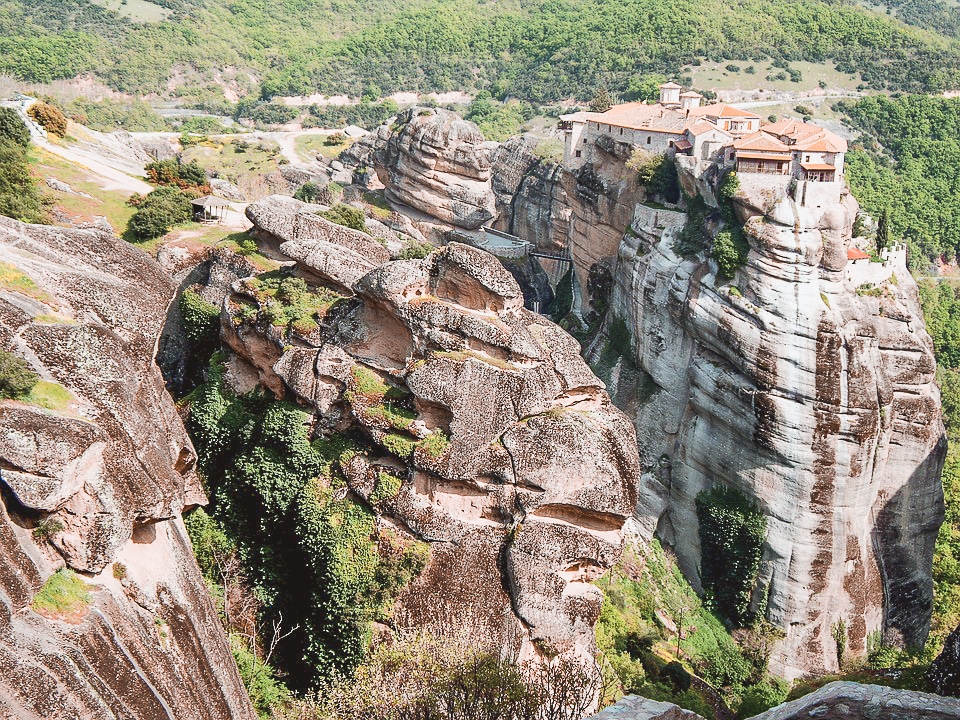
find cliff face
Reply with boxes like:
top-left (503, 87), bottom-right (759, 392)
top-left (492, 143), bottom-right (945, 676)
top-left (235, 198), bottom-right (647, 660)
top-left (604, 181), bottom-right (945, 677)
top-left (0, 217), bottom-right (255, 719)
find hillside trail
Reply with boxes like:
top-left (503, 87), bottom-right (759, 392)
top-left (35, 137), bottom-right (152, 195)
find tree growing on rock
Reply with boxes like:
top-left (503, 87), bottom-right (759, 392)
top-left (0, 108), bottom-right (30, 147)
top-left (27, 101), bottom-right (67, 138)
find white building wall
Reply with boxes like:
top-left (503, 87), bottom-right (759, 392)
top-left (563, 122), bottom-right (588, 166)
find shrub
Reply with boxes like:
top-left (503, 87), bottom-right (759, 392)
top-left (27, 101), bottom-right (67, 137)
top-left (32, 518), bottom-right (64, 541)
top-left (319, 203), bottom-right (367, 233)
top-left (695, 485), bottom-right (767, 626)
top-left (0, 107), bottom-right (30, 147)
top-left (393, 241), bottom-right (434, 260)
top-left (179, 287), bottom-right (221, 352)
top-left (31, 569), bottom-right (91, 617)
top-left (128, 187), bottom-right (193, 240)
top-left (0, 140), bottom-right (46, 223)
top-left (0, 348), bottom-right (39, 398)
top-left (146, 159), bottom-right (207, 189)
top-left (737, 678), bottom-right (789, 718)
top-left (294, 181), bottom-right (327, 204)
top-left (112, 562), bottom-right (128, 580)
top-left (712, 227), bottom-right (750, 279)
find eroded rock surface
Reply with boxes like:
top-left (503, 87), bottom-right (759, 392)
top-left (0, 216), bottom-right (255, 720)
top-left (372, 107), bottom-right (498, 229)
top-left (600, 179), bottom-right (945, 677)
top-left (218, 236), bottom-right (644, 660)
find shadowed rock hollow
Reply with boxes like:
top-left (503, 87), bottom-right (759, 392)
top-left (0, 217), bottom-right (255, 719)
top-left (233, 198), bottom-right (648, 659)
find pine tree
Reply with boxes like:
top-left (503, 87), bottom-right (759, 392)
top-left (876, 206), bottom-right (891, 253)
top-left (589, 87), bottom-right (613, 113)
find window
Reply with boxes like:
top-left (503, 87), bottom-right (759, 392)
top-left (646, 136), bottom-right (651, 145)
top-left (805, 155), bottom-right (810, 162)
top-left (669, 140), bottom-right (674, 148)
top-left (620, 128), bottom-right (623, 135)
top-left (575, 150), bottom-right (581, 158)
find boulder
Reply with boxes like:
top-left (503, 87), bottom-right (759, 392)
top-left (219, 240), bottom-right (646, 662)
top-left (372, 107), bottom-right (498, 229)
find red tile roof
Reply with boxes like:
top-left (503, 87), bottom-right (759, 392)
top-left (847, 247), bottom-right (871, 260)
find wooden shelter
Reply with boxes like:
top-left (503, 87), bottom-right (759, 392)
top-left (191, 195), bottom-right (231, 223)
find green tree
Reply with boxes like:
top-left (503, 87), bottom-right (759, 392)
top-left (696, 486), bottom-right (767, 626)
top-left (0, 349), bottom-right (38, 398)
top-left (0, 140), bottom-right (45, 223)
top-left (128, 187), bottom-right (193, 240)
top-left (876, 206), bottom-right (891, 253)
top-left (589, 86), bottom-right (613, 113)
top-left (712, 228), bottom-right (750, 279)
top-left (0, 108), bottom-right (30, 147)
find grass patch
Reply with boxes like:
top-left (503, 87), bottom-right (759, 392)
top-left (295, 134), bottom-right (352, 161)
top-left (88, 0), bottom-right (171, 22)
top-left (433, 349), bottom-right (516, 371)
top-left (381, 432), bottom-right (417, 459)
top-left (31, 569), bottom-right (92, 620)
top-left (243, 270), bottom-right (344, 333)
top-left (0, 262), bottom-right (51, 303)
top-left (363, 191), bottom-right (393, 219)
top-left (364, 401), bottom-right (416, 431)
top-left (417, 430), bottom-right (451, 461)
top-left (370, 471), bottom-right (403, 504)
top-left (24, 380), bottom-right (74, 413)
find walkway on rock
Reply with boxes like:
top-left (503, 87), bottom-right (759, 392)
top-left (35, 137), bottom-right (153, 195)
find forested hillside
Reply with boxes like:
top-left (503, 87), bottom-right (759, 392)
top-left (2, 0), bottom-right (960, 104)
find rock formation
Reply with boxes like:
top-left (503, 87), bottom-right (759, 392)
top-left (225, 204), bottom-right (646, 659)
top-left (930, 622), bottom-right (960, 696)
top-left (0, 216), bottom-right (255, 719)
top-left (371, 107), bottom-right (498, 230)
top-left (591, 682), bottom-right (960, 720)
top-left (604, 176), bottom-right (944, 677)
top-left (490, 135), bottom-right (946, 676)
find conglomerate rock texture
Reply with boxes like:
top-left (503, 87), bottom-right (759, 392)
top-left (493, 138), bottom-right (946, 677)
top-left (372, 107), bottom-right (498, 230)
top-left (0, 216), bottom-right (255, 719)
top-left (229, 202), bottom-right (646, 660)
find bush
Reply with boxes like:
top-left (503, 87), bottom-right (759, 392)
top-left (393, 241), bottom-right (433, 260)
top-left (319, 203), bottom-right (367, 232)
top-left (0, 107), bottom-right (30, 147)
top-left (0, 348), bottom-right (38, 398)
top-left (0, 140), bottom-right (46, 223)
top-left (294, 181), bottom-right (327, 204)
top-left (696, 486), bottom-right (767, 626)
top-left (128, 187), bottom-right (193, 240)
top-left (179, 287), bottom-right (221, 360)
top-left (27, 101), bottom-right (67, 137)
top-left (737, 678), bottom-right (789, 718)
top-left (712, 227), bottom-right (750, 279)
top-left (31, 569), bottom-right (91, 617)
top-left (32, 518), bottom-right (63, 541)
top-left (146, 159), bottom-right (207, 189)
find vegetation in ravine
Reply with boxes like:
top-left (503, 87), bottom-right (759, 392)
top-left (186, 353), bottom-right (428, 693)
top-left (595, 539), bottom-right (788, 718)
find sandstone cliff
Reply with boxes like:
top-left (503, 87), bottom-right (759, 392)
top-left (491, 141), bottom-right (946, 676)
top-left (371, 107), bottom-right (498, 230)
top-left (228, 200), bottom-right (648, 660)
top-left (0, 217), bottom-right (255, 719)
top-left (604, 178), bottom-right (944, 677)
